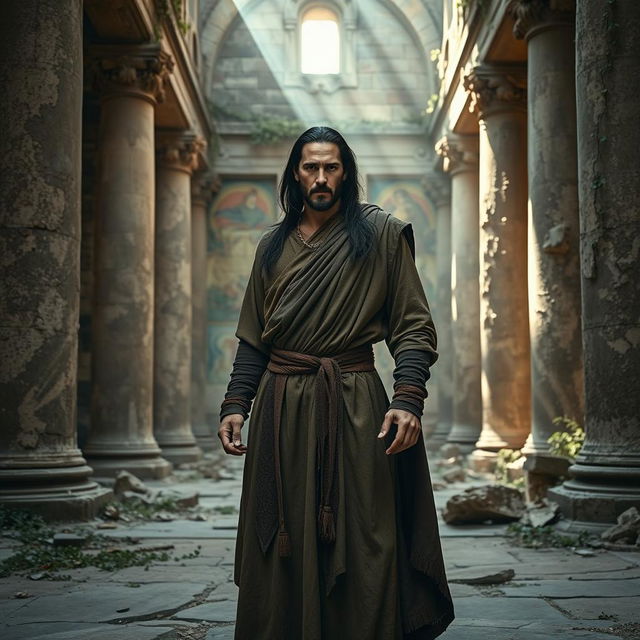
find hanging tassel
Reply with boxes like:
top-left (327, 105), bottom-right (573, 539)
top-left (278, 529), bottom-right (292, 557)
top-left (318, 505), bottom-right (336, 543)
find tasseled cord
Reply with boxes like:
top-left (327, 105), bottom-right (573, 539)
top-left (278, 527), bottom-right (292, 557)
top-left (318, 504), bottom-right (336, 543)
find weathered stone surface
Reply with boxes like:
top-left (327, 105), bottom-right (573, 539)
top-left (113, 471), bottom-right (151, 497)
top-left (436, 135), bottom-right (483, 452)
top-left (2, 623), bottom-right (177, 640)
top-left (1, 582), bottom-right (208, 625)
top-left (601, 507), bottom-right (640, 545)
top-left (206, 626), bottom-right (236, 640)
top-left (515, 1), bottom-right (584, 467)
top-left (465, 66), bottom-right (531, 457)
top-left (83, 45), bottom-right (173, 480)
top-left (173, 599), bottom-right (237, 623)
top-left (443, 485), bottom-right (525, 524)
top-left (450, 568), bottom-right (515, 585)
top-left (191, 174), bottom-right (218, 452)
top-left (548, 0), bottom-right (640, 528)
top-left (0, 0), bottom-right (111, 520)
top-left (153, 135), bottom-right (204, 466)
top-left (521, 499), bottom-right (560, 528)
top-left (442, 466), bottom-right (467, 483)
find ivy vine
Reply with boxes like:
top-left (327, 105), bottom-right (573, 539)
top-left (154, 0), bottom-right (190, 39)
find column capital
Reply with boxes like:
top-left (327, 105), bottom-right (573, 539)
top-left (508, 0), bottom-right (575, 40)
top-left (91, 44), bottom-right (174, 104)
top-left (157, 133), bottom-right (207, 175)
top-left (192, 171), bottom-right (221, 207)
top-left (463, 65), bottom-right (527, 119)
top-left (421, 173), bottom-right (451, 208)
top-left (435, 134), bottom-right (479, 176)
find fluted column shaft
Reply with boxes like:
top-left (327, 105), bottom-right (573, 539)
top-left (153, 135), bottom-right (204, 464)
top-left (465, 66), bottom-right (531, 469)
top-left (84, 46), bottom-right (173, 479)
top-left (549, 0), bottom-right (640, 528)
top-left (509, 1), bottom-right (585, 492)
top-left (0, 0), bottom-right (110, 518)
top-left (437, 135), bottom-right (483, 452)
top-left (190, 174), bottom-right (217, 451)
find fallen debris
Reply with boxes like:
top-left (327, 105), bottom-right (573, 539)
top-left (601, 507), bottom-right (640, 547)
top-left (520, 498), bottom-right (560, 528)
top-left (113, 471), bottom-right (150, 498)
top-left (442, 484), bottom-right (525, 525)
top-left (442, 466), bottom-right (466, 483)
top-left (450, 568), bottom-right (515, 585)
top-left (52, 533), bottom-right (86, 547)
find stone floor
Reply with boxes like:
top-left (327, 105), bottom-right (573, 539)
top-left (1, 453), bottom-right (639, 640)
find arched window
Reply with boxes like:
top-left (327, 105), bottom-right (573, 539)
top-left (300, 7), bottom-right (340, 75)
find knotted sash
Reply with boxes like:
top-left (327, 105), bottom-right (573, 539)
top-left (255, 343), bottom-right (376, 557)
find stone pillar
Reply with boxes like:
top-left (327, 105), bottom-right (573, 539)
top-left (423, 176), bottom-right (453, 450)
top-left (84, 46), bottom-right (173, 479)
top-left (510, 0), bottom-right (584, 499)
top-left (464, 66), bottom-right (531, 471)
top-left (191, 173), bottom-right (218, 452)
top-left (436, 135), bottom-right (483, 453)
top-left (0, 0), bottom-right (111, 519)
top-left (548, 0), bottom-right (640, 528)
top-left (153, 135), bottom-right (205, 464)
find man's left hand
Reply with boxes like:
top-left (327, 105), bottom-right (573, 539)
top-left (378, 409), bottom-right (421, 455)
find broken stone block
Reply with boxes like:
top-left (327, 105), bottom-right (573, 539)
top-left (113, 471), bottom-right (150, 498)
top-left (52, 533), bottom-right (86, 547)
top-left (103, 504), bottom-right (120, 520)
top-left (450, 568), bottom-right (515, 585)
top-left (442, 484), bottom-right (525, 525)
top-left (442, 466), bottom-right (466, 483)
top-left (522, 499), bottom-right (560, 528)
top-left (601, 507), bottom-right (640, 545)
top-left (506, 456), bottom-right (526, 482)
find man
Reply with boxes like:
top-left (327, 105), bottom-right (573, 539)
top-left (218, 127), bottom-right (454, 639)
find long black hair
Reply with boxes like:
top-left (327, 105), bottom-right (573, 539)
top-left (260, 126), bottom-right (376, 274)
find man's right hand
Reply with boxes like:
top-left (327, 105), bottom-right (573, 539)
top-left (218, 414), bottom-right (247, 456)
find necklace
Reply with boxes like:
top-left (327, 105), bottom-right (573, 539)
top-left (296, 215), bottom-right (323, 250)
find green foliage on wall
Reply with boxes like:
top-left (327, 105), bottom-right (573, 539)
top-left (154, 0), bottom-right (190, 39)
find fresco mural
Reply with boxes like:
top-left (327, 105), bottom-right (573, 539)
top-left (367, 177), bottom-right (437, 410)
top-left (206, 179), bottom-right (278, 395)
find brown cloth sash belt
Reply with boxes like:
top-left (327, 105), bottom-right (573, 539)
top-left (255, 343), bottom-right (376, 558)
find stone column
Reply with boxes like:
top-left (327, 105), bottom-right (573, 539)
top-left (153, 135), bottom-right (205, 464)
top-left (548, 0), bottom-right (640, 528)
top-left (191, 173), bottom-right (218, 452)
top-left (464, 66), bottom-right (531, 470)
top-left (436, 135), bottom-right (483, 453)
top-left (0, 0), bottom-right (111, 519)
top-left (84, 46), bottom-right (173, 479)
top-left (423, 176), bottom-right (453, 450)
top-left (510, 0), bottom-right (584, 498)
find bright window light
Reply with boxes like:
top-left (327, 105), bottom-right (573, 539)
top-left (301, 7), bottom-right (340, 74)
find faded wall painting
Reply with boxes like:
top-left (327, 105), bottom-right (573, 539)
top-left (206, 179), bottom-right (278, 405)
top-left (367, 177), bottom-right (438, 421)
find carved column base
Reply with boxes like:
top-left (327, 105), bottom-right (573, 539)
top-left (156, 439), bottom-right (203, 466)
top-left (85, 444), bottom-right (172, 480)
top-left (447, 424), bottom-right (481, 453)
top-left (0, 453), bottom-right (112, 521)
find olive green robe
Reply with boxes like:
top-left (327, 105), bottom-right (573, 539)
top-left (232, 205), bottom-right (454, 639)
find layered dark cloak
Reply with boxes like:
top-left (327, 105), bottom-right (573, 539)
top-left (231, 204), bottom-right (454, 639)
